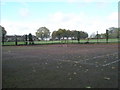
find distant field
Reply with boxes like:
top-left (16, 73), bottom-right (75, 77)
top-left (2, 38), bottom-right (119, 45)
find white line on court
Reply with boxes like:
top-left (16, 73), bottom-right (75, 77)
top-left (55, 52), bottom-right (119, 67)
top-left (83, 52), bottom-right (118, 62)
top-left (57, 59), bottom-right (99, 66)
top-left (102, 59), bottom-right (120, 67)
top-left (5, 51), bottom-right (118, 67)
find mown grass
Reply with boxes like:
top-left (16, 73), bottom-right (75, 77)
top-left (2, 38), bottom-right (119, 46)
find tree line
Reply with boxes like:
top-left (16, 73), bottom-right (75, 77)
top-left (0, 25), bottom-right (120, 44)
top-left (36, 27), bottom-right (88, 40)
top-left (51, 29), bottom-right (88, 40)
top-left (90, 27), bottom-right (120, 39)
top-left (35, 27), bottom-right (120, 40)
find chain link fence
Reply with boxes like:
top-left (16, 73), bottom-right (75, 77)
top-left (1, 30), bottom-right (120, 46)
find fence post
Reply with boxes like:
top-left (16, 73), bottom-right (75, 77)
top-left (2, 35), bottom-right (5, 45)
top-left (72, 37), bottom-right (73, 43)
top-left (28, 33), bottom-right (34, 45)
top-left (106, 29), bottom-right (109, 43)
top-left (25, 34), bottom-right (28, 45)
top-left (77, 31), bottom-right (80, 44)
top-left (118, 28), bottom-right (120, 43)
top-left (15, 35), bottom-right (17, 45)
top-left (0, 27), bottom-right (2, 45)
top-left (97, 31), bottom-right (98, 43)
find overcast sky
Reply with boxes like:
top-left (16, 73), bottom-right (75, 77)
top-left (1, 0), bottom-right (119, 36)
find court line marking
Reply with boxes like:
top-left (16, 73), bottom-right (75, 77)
top-left (55, 52), bottom-right (119, 67)
top-left (3, 51), bottom-right (119, 67)
top-left (58, 59), bottom-right (119, 67)
top-left (82, 52), bottom-right (118, 62)
top-left (102, 59), bottom-right (120, 67)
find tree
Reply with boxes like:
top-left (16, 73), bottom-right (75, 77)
top-left (36, 27), bottom-right (50, 40)
top-left (100, 33), bottom-right (106, 38)
top-left (90, 32), bottom-right (96, 38)
top-left (72, 30), bottom-right (78, 40)
top-left (108, 27), bottom-right (119, 38)
top-left (56, 29), bottom-right (65, 40)
top-left (0, 25), bottom-right (7, 44)
top-left (52, 29), bottom-right (71, 41)
top-left (52, 31), bottom-right (57, 40)
top-left (95, 31), bottom-right (101, 39)
top-left (52, 29), bottom-right (88, 42)
top-left (66, 30), bottom-right (71, 40)
top-left (95, 34), bottom-right (101, 38)
top-left (79, 31), bottom-right (88, 39)
top-left (99, 27), bottom-right (120, 39)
